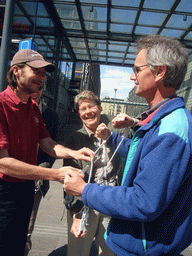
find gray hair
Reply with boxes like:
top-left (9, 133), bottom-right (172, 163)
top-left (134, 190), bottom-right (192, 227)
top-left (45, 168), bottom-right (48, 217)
top-left (136, 35), bottom-right (189, 90)
top-left (74, 90), bottom-right (101, 112)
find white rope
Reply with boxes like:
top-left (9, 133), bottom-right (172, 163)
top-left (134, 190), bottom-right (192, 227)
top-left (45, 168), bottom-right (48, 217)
top-left (78, 159), bottom-right (93, 234)
top-left (100, 127), bottom-right (129, 179)
top-left (78, 128), bottom-right (128, 234)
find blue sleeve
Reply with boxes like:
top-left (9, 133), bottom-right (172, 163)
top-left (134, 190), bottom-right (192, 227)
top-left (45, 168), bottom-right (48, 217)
top-left (82, 131), bottom-right (191, 222)
top-left (109, 132), bottom-right (131, 158)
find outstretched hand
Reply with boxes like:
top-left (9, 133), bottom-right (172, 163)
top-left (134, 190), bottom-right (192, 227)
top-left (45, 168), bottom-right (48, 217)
top-left (112, 113), bottom-right (138, 128)
top-left (64, 171), bottom-right (87, 196)
top-left (74, 147), bottom-right (94, 162)
top-left (95, 123), bottom-right (111, 140)
top-left (56, 166), bottom-right (84, 184)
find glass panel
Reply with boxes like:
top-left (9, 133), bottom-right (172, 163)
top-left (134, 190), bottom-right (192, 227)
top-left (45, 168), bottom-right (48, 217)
top-left (91, 50), bottom-right (105, 56)
top-left (98, 42), bottom-right (106, 50)
top-left (76, 54), bottom-right (89, 60)
top-left (38, 46), bottom-right (47, 51)
top-left (109, 41), bottom-right (127, 45)
top-left (160, 29), bottom-right (184, 38)
top-left (107, 57), bottom-right (122, 63)
top-left (112, 0), bottom-right (140, 7)
top-left (37, 3), bottom-right (49, 17)
top-left (75, 62), bottom-right (83, 72)
top-left (89, 41), bottom-right (99, 49)
top-left (185, 32), bottom-right (192, 40)
top-left (108, 43), bottom-right (127, 52)
top-left (74, 48), bottom-right (87, 54)
top-left (129, 45), bottom-right (137, 53)
top-left (80, 0), bottom-right (107, 4)
top-left (14, 5), bottom-right (23, 15)
top-left (36, 18), bottom-right (52, 27)
top-left (176, 0), bottom-right (192, 13)
top-left (99, 43), bottom-right (106, 50)
top-left (33, 38), bottom-right (44, 45)
top-left (98, 57), bottom-right (106, 62)
top-left (126, 53), bottom-right (136, 59)
top-left (21, 2), bottom-right (38, 16)
top-left (111, 24), bottom-right (133, 33)
top-left (44, 52), bottom-right (52, 58)
top-left (91, 56), bottom-right (100, 61)
top-left (135, 26), bottom-right (159, 35)
top-left (111, 8), bottom-right (137, 23)
top-left (13, 17), bottom-right (31, 32)
top-left (62, 20), bottom-right (81, 29)
top-left (82, 6), bottom-right (107, 22)
top-left (69, 38), bottom-right (86, 48)
top-left (56, 4), bottom-right (78, 19)
top-left (138, 11), bottom-right (166, 26)
top-left (88, 39), bottom-right (100, 47)
top-left (108, 52), bottom-right (124, 58)
top-left (166, 14), bottom-right (192, 29)
top-left (85, 20), bottom-right (99, 31)
top-left (54, 0), bottom-right (75, 2)
top-left (87, 22), bottom-right (106, 31)
top-left (143, 0), bottom-right (175, 10)
top-left (21, 2), bottom-right (48, 17)
top-left (46, 38), bottom-right (55, 46)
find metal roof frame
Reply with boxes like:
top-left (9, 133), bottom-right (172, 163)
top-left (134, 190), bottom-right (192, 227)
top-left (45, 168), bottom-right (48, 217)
top-left (10, 0), bottom-right (192, 67)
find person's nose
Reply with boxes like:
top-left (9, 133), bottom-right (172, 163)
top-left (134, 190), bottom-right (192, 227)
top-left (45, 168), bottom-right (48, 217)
top-left (130, 72), bottom-right (136, 81)
top-left (85, 107), bottom-right (92, 115)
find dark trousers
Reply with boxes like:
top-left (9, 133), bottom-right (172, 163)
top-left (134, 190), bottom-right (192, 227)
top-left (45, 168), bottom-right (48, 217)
top-left (0, 179), bottom-right (34, 256)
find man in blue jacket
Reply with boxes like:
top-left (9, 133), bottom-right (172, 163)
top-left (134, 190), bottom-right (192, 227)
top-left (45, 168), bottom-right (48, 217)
top-left (64, 35), bottom-right (192, 256)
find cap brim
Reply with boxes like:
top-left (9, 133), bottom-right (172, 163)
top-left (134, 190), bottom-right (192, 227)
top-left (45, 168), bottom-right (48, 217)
top-left (27, 60), bottom-right (55, 72)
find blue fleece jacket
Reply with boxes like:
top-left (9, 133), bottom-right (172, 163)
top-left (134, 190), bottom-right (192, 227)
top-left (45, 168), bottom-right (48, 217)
top-left (82, 97), bottom-right (192, 256)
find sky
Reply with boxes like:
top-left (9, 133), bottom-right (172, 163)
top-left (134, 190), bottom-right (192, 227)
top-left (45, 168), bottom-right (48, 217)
top-left (100, 65), bottom-right (135, 100)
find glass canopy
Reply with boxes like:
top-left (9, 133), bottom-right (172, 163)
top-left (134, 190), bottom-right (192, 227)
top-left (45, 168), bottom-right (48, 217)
top-left (11, 0), bottom-right (192, 67)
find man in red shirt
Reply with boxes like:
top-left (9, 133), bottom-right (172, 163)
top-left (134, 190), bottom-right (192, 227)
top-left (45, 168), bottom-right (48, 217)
top-left (0, 49), bottom-right (93, 255)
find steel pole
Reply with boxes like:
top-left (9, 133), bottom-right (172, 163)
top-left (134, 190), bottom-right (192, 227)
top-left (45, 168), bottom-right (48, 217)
top-left (0, 0), bottom-right (15, 92)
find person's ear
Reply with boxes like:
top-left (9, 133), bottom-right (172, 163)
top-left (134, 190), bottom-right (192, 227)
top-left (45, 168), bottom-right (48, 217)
top-left (155, 65), bottom-right (167, 82)
top-left (12, 65), bottom-right (21, 76)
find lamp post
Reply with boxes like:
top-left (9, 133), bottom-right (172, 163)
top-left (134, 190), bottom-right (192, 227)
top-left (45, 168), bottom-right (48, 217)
top-left (113, 88), bottom-right (118, 116)
top-left (114, 88), bottom-right (117, 98)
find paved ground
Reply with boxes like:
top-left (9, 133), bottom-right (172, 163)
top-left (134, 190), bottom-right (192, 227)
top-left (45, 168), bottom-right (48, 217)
top-left (28, 159), bottom-right (67, 256)
top-left (28, 159), bottom-right (192, 256)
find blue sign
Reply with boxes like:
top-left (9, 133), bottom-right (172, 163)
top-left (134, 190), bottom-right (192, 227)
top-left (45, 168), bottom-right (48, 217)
top-left (19, 39), bottom-right (38, 51)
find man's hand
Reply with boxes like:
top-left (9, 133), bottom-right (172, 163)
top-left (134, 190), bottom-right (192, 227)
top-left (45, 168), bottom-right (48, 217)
top-left (64, 172), bottom-right (87, 196)
top-left (112, 113), bottom-right (139, 128)
top-left (95, 123), bottom-right (111, 140)
top-left (73, 147), bottom-right (94, 162)
top-left (70, 213), bottom-right (87, 238)
top-left (55, 167), bottom-right (84, 184)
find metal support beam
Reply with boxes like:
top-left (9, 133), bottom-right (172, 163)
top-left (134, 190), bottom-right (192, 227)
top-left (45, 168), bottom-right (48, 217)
top-left (53, 37), bottom-right (62, 110)
top-left (101, 99), bottom-right (148, 107)
top-left (0, 0), bottom-right (15, 92)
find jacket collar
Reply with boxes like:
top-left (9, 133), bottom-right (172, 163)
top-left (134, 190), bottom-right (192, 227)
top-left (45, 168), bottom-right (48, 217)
top-left (134, 97), bottom-right (185, 132)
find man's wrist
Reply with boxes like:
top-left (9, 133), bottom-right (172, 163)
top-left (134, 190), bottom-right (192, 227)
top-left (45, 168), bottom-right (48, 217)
top-left (74, 211), bottom-right (83, 219)
top-left (130, 118), bottom-right (137, 127)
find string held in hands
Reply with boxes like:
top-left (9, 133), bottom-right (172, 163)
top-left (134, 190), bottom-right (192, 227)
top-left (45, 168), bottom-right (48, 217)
top-left (77, 134), bottom-right (111, 235)
top-left (78, 159), bottom-right (93, 235)
top-left (77, 123), bottom-right (130, 235)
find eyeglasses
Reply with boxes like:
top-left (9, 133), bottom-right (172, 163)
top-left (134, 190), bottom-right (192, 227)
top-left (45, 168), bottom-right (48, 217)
top-left (132, 64), bottom-right (148, 75)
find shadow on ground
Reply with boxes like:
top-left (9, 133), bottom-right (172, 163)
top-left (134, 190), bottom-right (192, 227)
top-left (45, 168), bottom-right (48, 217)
top-left (48, 245), bottom-right (67, 256)
top-left (48, 242), bottom-right (98, 256)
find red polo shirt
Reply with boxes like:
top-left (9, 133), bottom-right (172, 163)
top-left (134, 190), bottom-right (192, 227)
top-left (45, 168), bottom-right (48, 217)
top-left (0, 86), bottom-right (50, 182)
